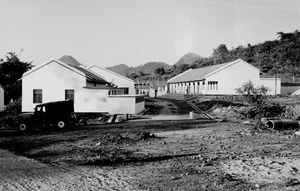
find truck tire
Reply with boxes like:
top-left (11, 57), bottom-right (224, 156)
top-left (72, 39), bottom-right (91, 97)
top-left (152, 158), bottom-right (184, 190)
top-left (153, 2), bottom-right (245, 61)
top-left (57, 120), bottom-right (66, 129)
top-left (19, 123), bottom-right (28, 131)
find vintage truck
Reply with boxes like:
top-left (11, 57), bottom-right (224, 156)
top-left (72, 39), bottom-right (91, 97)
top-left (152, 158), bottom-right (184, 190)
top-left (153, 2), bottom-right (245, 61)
top-left (17, 100), bottom-right (75, 131)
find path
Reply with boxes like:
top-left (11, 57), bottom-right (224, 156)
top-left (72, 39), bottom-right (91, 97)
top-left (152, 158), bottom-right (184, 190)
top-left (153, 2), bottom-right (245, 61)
top-left (144, 97), bottom-right (192, 120)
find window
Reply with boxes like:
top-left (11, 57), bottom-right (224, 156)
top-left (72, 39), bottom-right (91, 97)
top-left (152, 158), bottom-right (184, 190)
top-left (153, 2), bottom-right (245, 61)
top-left (65, 89), bottom-right (74, 100)
top-left (208, 81), bottom-right (218, 91)
top-left (124, 88), bottom-right (129, 95)
top-left (109, 88), bottom-right (129, 95)
top-left (33, 89), bottom-right (42, 103)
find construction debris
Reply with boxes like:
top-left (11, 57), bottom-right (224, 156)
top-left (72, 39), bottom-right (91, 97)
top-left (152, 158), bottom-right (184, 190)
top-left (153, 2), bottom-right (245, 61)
top-left (265, 120), bottom-right (299, 130)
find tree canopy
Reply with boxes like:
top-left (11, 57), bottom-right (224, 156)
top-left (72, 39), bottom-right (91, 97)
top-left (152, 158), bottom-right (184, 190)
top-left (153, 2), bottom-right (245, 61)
top-left (186, 30), bottom-right (300, 82)
top-left (0, 52), bottom-right (33, 104)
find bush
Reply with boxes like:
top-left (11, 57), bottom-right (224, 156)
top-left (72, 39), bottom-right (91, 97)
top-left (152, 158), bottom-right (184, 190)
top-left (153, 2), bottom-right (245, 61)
top-left (0, 98), bottom-right (21, 128)
top-left (4, 98), bottom-right (21, 115)
top-left (235, 81), bottom-right (269, 104)
top-left (238, 102), bottom-right (285, 119)
top-left (282, 105), bottom-right (300, 119)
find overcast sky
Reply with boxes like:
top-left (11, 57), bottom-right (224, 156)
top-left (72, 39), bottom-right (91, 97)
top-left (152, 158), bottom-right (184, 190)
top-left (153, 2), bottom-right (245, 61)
top-left (0, 0), bottom-right (300, 67)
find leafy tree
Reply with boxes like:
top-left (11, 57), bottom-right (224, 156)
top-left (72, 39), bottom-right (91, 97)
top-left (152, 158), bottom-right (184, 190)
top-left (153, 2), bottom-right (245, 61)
top-left (173, 64), bottom-right (190, 75)
top-left (235, 81), bottom-right (269, 104)
top-left (0, 52), bottom-right (33, 104)
top-left (127, 72), bottom-right (138, 79)
top-left (212, 44), bottom-right (230, 64)
top-left (154, 67), bottom-right (165, 76)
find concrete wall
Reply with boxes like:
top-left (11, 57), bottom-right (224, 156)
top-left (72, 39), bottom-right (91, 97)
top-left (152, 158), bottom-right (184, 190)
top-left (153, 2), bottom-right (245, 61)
top-left (108, 95), bottom-right (145, 114)
top-left (22, 60), bottom-right (110, 113)
top-left (0, 86), bottom-right (4, 112)
top-left (205, 60), bottom-right (260, 95)
top-left (259, 78), bottom-right (281, 95)
top-left (89, 66), bottom-right (135, 94)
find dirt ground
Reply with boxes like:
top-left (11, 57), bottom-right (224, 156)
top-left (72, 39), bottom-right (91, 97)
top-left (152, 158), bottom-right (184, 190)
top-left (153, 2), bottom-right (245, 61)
top-left (0, 98), bottom-right (300, 191)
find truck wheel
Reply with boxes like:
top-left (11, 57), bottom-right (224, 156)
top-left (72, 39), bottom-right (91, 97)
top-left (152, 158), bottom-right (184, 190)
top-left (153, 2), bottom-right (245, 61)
top-left (57, 121), bottom-right (66, 129)
top-left (19, 123), bottom-right (27, 131)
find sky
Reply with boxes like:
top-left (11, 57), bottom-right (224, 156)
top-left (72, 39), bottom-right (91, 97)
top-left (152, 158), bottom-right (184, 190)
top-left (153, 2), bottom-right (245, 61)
top-left (0, 0), bottom-right (300, 67)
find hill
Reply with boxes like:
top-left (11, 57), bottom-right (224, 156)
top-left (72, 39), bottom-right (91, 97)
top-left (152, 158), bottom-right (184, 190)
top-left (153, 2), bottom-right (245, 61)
top-left (106, 64), bottom-right (131, 76)
top-left (174, 53), bottom-right (203, 66)
top-left (59, 55), bottom-right (82, 66)
top-left (107, 62), bottom-right (171, 77)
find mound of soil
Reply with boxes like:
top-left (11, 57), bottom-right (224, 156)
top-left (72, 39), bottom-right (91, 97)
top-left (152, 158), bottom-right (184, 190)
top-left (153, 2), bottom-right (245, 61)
top-left (106, 131), bottom-right (155, 144)
top-left (195, 100), bottom-right (245, 111)
top-left (64, 145), bottom-right (140, 165)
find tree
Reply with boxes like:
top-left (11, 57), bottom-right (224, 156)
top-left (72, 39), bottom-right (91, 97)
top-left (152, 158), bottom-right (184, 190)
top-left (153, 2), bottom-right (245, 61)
top-left (173, 64), bottom-right (190, 75)
top-left (127, 72), bottom-right (138, 79)
top-left (154, 67), bottom-right (165, 76)
top-left (212, 44), bottom-right (230, 64)
top-left (0, 52), bottom-right (33, 104)
top-left (235, 81), bottom-right (269, 104)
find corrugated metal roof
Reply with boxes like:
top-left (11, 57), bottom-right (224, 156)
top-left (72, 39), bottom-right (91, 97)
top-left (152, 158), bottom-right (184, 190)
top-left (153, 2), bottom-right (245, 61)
top-left (70, 64), bottom-right (108, 83)
top-left (167, 60), bottom-right (238, 83)
top-left (58, 56), bottom-right (108, 83)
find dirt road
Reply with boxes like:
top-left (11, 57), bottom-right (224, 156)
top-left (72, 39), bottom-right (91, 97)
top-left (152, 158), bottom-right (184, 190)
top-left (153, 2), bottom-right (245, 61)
top-left (1, 97), bottom-right (300, 190)
top-left (145, 97), bottom-right (191, 115)
top-left (1, 120), bottom-right (300, 190)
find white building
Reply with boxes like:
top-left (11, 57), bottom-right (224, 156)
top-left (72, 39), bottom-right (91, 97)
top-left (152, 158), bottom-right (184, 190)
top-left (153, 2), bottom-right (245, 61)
top-left (88, 65), bottom-right (135, 95)
top-left (0, 85), bottom-right (4, 112)
top-left (149, 85), bottom-right (167, 98)
top-left (167, 59), bottom-right (281, 95)
top-left (22, 59), bottom-right (144, 114)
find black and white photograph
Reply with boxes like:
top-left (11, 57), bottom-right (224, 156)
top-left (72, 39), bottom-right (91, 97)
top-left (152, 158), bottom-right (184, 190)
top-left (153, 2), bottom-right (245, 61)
top-left (0, 0), bottom-right (300, 190)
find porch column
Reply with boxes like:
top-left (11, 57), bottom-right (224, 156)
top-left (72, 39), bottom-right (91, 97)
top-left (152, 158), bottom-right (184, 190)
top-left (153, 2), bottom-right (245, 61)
top-left (192, 82), bottom-right (195, 94)
top-left (180, 83), bottom-right (182, 94)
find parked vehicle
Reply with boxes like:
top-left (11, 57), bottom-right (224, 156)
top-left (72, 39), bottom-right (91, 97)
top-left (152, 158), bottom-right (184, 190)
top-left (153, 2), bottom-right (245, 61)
top-left (17, 100), bottom-right (75, 131)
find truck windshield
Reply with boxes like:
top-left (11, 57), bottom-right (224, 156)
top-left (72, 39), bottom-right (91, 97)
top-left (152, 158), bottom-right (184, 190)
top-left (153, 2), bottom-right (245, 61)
top-left (35, 106), bottom-right (45, 113)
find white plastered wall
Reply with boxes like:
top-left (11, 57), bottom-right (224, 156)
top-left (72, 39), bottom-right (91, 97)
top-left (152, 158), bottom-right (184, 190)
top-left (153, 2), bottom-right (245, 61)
top-left (205, 61), bottom-right (261, 95)
top-left (259, 78), bottom-right (281, 95)
top-left (107, 95), bottom-right (145, 114)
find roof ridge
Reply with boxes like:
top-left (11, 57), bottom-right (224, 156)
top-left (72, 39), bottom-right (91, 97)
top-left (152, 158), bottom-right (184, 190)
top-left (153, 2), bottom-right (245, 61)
top-left (167, 59), bottom-right (245, 83)
top-left (89, 65), bottom-right (134, 83)
top-left (58, 59), bottom-right (108, 83)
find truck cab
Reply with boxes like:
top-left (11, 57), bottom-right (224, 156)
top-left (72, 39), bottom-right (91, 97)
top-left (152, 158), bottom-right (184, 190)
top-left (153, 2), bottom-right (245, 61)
top-left (18, 100), bottom-right (75, 131)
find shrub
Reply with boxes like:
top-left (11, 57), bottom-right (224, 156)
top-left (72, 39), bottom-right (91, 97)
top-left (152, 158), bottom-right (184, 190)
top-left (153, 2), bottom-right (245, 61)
top-left (4, 98), bottom-right (22, 115)
top-left (237, 102), bottom-right (285, 119)
top-left (0, 98), bottom-right (21, 128)
top-left (235, 81), bottom-right (269, 104)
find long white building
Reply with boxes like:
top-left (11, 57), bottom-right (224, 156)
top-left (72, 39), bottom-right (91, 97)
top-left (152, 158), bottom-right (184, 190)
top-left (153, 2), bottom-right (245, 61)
top-left (167, 59), bottom-right (280, 95)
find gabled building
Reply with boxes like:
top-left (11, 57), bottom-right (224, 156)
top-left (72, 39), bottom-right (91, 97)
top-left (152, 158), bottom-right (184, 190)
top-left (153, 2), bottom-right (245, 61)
top-left (21, 58), bottom-right (144, 114)
top-left (88, 65), bottom-right (135, 95)
top-left (0, 85), bottom-right (4, 112)
top-left (167, 59), bottom-right (280, 95)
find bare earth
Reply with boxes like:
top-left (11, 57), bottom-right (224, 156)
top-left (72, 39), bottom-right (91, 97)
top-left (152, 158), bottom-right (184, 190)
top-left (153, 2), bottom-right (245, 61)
top-left (0, 98), bottom-right (300, 190)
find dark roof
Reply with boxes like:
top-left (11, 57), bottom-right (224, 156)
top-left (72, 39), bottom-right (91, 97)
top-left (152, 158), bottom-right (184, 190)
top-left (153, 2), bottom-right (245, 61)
top-left (59, 55), bottom-right (107, 83)
top-left (167, 59), bottom-right (246, 83)
top-left (70, 64), bottom-right (108, 83)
